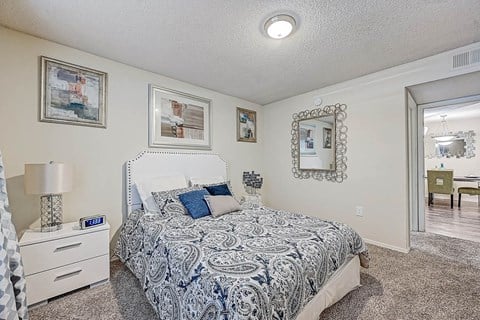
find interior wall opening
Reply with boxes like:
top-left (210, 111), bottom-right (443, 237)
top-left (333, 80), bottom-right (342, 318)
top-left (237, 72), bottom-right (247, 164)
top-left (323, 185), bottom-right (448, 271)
top-left (421, 98), bottom-right (480, 242)
top-left (407, 71), bottom-right (480, 243)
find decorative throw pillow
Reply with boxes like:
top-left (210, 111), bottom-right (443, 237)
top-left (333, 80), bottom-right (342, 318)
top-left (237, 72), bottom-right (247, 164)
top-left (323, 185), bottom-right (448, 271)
top-left (204, 183), bottom-right (232, 196)
top-left (204, 195), bottom-right (241, 217)
top-left (193, 180), bottom-right (234, 192)
top-left (189, 176), bottom-right (225, 187)
top-left (136, 175), bottom-right (187, 212)
top-left (178, 189), bottom-right (211, 219)
top-left (151, 186), bottom-right (202, 216)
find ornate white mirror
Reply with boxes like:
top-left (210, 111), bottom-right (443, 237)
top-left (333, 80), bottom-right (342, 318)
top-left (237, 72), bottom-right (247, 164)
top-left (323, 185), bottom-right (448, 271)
top-left (291, 104), bottom-right (348, 182)
top-left (424, 130), bottom-right (475, 159)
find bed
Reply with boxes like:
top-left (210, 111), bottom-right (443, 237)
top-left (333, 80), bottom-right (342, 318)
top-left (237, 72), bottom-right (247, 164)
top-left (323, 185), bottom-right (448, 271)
top-left (116, 151), bottom-right (369, 320)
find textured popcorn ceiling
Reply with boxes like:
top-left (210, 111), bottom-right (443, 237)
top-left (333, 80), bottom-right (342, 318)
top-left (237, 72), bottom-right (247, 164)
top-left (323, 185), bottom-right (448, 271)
top-left (0, 0), bottom-right (479, 104)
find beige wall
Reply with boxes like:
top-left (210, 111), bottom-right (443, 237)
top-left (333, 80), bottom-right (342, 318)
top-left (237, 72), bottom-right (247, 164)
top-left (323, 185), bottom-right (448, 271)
top-left (0, 26), bottom-right (264, 251)
top-left (262, 42), bottom-right (480, 252)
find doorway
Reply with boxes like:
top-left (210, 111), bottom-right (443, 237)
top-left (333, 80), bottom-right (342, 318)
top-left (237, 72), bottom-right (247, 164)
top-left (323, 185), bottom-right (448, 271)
top-left (407, 71), bottom-right (480, 242)
top-left (421, 98), bottom-right (480, 241)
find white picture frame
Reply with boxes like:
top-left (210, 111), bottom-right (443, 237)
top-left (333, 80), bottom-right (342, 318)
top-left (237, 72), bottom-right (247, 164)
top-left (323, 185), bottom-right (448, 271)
top-left (149, 85), bottom-right (212, 149)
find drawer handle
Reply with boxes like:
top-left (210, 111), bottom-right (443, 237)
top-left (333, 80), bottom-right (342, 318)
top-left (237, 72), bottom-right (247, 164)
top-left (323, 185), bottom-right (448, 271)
top-left (54, 242), bottom-right (82, 252)
top-left (54, 269), bottom-right (82, 281)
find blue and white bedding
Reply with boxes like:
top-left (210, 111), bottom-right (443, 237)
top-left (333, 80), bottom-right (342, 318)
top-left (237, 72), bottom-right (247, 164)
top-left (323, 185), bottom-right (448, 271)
top-left (117, 204), bottom-right (368, 320)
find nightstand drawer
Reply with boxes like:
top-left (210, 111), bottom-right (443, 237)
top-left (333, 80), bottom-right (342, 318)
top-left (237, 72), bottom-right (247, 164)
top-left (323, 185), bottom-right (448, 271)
top-left (21, 229), bottom-right (109, 275)
top-left (26, 254), bottom-right (109, 305)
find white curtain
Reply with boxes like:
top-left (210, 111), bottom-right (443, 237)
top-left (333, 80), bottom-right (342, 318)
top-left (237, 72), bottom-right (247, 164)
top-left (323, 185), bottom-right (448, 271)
top-left (0, 150), bottom-right (28, 319)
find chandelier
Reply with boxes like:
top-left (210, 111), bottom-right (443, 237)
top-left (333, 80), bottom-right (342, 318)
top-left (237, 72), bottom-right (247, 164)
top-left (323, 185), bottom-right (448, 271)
top-left (433, 115), bottom-right (456, 146)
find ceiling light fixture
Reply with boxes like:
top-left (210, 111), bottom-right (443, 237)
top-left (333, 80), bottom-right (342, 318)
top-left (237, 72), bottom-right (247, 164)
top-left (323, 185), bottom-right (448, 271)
top-left (433, 115), bottom-right (456, 143)
top-left (436, 141), bottom-right (453, 146)
top-left (264, 14), bottom-right (296, 39)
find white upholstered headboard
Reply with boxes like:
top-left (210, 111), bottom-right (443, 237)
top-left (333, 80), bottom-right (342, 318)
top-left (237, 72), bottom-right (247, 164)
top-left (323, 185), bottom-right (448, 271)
top-left (126, 150), bottom-right (228, 213)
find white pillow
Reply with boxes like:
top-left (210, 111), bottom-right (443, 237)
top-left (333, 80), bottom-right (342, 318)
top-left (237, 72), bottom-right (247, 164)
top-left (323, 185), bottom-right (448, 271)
top-left (204, 195), bottom-right (241, 217)
top-left (135, 175), bottom-right (187, 212)
top-left (189, 176), bottom-right (225, 186)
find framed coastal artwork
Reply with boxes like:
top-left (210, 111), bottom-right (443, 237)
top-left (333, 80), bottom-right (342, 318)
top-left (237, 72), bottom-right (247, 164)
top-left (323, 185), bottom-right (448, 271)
top-left (40, 56), bottom-right (107, 128)
top-left (237, 107), bottom-right (257, 143)
top-left (149, 85), bottom-right (211, 149)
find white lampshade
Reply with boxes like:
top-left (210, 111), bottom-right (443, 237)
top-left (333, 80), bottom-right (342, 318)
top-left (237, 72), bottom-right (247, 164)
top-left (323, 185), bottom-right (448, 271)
top-left (24, 162), bottom-right (73, 195)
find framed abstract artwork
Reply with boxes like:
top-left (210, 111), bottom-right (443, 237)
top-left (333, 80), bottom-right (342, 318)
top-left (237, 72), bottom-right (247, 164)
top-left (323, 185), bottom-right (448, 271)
top-left (149, 85), bottom-right (211, 149)
top-left (40, 56), bottom-right (107, 128)
top-left (237, 107), bottom-right (257, 143)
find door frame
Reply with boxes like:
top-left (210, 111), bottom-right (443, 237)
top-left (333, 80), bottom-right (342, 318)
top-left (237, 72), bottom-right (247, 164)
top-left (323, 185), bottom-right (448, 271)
top-left (408, 94), bottom-right (480, 232)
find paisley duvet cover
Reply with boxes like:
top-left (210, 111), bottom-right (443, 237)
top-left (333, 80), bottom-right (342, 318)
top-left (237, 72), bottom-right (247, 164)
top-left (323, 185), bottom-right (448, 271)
top-left (116, 206), bottom-right (368, 320)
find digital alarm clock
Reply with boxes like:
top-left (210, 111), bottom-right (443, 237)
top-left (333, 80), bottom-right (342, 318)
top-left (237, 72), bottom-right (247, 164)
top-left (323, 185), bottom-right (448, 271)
top-left (79, 215), bottom-right (106, 229)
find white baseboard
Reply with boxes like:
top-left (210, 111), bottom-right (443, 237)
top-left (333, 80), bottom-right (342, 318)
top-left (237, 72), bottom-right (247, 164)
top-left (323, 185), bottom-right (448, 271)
top-left (363, 238), bottom-right (410, 254)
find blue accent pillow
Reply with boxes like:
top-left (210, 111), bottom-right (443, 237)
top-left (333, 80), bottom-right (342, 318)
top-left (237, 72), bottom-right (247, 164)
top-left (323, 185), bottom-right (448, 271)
top-left (204, 183), bottom-right (232, 196)
top-left (178, 189), bottom-right (211, 219)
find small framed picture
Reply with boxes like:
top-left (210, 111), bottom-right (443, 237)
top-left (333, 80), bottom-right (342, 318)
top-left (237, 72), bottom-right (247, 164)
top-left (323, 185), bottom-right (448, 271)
top-left (300, 123), bottom-right (316, 155)
top-left (237, 107), bottom-right (257, 143)
top-left (323, 127), bottom-right (332, 149)
top-left (40, 56), bottom-right (107, 128)
top-left (149, 85), bottom-right (211, 149)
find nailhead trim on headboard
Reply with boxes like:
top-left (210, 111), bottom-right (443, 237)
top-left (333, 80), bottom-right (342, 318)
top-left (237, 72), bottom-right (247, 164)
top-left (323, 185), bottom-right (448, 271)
top-left (125, 150), bottom-right (228, 215)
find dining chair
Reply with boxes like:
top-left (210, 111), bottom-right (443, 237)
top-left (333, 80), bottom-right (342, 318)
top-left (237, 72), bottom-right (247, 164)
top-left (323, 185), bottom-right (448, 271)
top-left (427, 170), bottom-right (454, 209)
top-left (458, 187), bottom-right (480, 207)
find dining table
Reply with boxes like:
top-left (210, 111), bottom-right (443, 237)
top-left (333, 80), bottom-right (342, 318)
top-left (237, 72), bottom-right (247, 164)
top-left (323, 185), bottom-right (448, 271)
top-left (454, 175), bottom-right (480, 184)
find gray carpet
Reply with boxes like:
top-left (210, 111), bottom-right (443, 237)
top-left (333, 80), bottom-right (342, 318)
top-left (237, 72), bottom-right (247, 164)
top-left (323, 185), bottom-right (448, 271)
top-left (30, 233), bottom-right (480, 320)
top-left (320, 233), bottom-right (480, 320)
top-left (410, 231), bottom-right (480, 269)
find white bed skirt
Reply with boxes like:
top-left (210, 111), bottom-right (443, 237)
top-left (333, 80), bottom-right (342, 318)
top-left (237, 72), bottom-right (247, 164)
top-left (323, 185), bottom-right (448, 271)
top-left (296, 255), bottom-right (360, 320)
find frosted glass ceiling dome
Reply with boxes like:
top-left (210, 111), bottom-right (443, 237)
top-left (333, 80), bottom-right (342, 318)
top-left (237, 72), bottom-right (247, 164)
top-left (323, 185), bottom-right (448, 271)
top-left (264, 14), bottom-right (296, 39)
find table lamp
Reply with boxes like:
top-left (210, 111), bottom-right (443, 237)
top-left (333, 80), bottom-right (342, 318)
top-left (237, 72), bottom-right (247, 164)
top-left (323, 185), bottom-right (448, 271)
top-left (24, 162), bottom-right (73, 232)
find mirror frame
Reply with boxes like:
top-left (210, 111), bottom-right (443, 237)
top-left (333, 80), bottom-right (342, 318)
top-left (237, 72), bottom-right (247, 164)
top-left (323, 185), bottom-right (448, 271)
top-left (291, 103), bottom-right (348, 182)
top-left (425, 130), bottom-right (476, 159)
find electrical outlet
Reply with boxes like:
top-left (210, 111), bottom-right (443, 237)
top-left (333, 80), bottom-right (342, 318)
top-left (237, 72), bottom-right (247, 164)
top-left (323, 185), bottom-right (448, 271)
top-left (355, 206), bottom-right (364, 217)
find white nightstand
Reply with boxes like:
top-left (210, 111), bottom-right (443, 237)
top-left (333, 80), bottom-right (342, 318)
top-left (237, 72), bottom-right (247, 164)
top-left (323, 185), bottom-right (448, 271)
top-left (241, 194), bottom-right (263, 209)
top-left (19, 221), bottom-right (110, 306)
